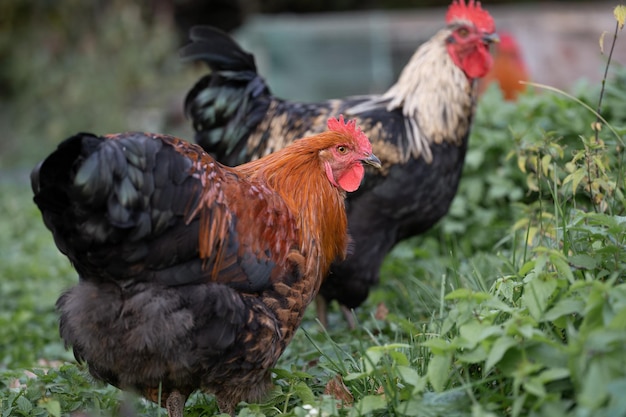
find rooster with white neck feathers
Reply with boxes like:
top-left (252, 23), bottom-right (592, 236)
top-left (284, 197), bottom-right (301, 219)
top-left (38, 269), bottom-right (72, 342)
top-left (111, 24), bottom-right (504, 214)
top-left (182, 0), bottom-right (499, 327)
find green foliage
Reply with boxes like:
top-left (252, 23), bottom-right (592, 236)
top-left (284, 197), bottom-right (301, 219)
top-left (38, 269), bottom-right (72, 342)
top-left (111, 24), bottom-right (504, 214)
top-left (0, 180), bottom-right (75, 370)
top-left (406, 16), bottom-right (626, 416)
top-left (1, 365), bottom-right (120, 417)
top-left (0, 1), bottom-right (200, 169)
top-left (437, 85), bottom-right (526, 253)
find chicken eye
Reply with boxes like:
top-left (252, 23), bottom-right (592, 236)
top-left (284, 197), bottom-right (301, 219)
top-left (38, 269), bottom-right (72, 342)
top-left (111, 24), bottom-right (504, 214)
top-left (337, 146), bottom-right (348, 154)
top-left (457, 27), bottom-right (470, 38)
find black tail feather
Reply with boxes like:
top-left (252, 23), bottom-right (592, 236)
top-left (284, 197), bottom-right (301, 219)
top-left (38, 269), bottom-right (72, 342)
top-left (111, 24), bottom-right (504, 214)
top-left (179, 26), bottom-right (256, 72)
top-left (31, 133), bottom-right (97, 216)
top-left (182, 25), bottom-right (272, 164)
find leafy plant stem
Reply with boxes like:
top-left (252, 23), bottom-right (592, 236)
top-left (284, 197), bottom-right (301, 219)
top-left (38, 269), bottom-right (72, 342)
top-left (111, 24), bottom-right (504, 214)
top-left (601, 20), bottom-right (626, 200)
top-left (594, 21), bottom-right (619, 134)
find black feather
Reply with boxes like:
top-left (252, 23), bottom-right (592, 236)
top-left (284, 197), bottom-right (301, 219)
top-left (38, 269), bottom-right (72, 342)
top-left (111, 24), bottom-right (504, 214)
top-left (180, 26), bottom-right (256, 72)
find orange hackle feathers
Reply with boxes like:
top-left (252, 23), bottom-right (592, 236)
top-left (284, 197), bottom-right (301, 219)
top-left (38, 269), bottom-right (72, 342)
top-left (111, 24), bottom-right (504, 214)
top-left (446, 0), bottom-right (495, 33)
top-left (236, 116), bottom-right (371, 279)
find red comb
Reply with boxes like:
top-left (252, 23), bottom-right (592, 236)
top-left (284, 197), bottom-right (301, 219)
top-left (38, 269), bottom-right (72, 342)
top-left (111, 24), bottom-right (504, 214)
top-left (446, 0), bottom-right (495, 33)
top-left (498, 32), bottom-right (519, 51)
top-left (327, 115), bottom-right (372, 152)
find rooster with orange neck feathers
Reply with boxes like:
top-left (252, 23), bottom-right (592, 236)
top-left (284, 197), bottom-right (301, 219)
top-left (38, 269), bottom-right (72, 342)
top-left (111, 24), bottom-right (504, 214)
top-left (478, 32), bottom-right (530, 100)
top-left (31, 116), bottom-right (380, 416)
top-left (182, 0), bottom-right (498, 326)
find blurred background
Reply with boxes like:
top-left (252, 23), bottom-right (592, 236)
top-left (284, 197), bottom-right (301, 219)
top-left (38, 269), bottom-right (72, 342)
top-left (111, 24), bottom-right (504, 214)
top-left (0, 0), bottom-right (624, 171)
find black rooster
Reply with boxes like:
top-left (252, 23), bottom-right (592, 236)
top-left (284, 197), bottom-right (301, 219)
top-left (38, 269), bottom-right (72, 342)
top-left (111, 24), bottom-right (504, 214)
top-left (182, 0), bottom-right (498, 326)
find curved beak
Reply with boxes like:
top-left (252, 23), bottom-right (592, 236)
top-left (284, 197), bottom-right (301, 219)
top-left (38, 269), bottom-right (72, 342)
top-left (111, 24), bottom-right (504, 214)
top-left (361, 153), bottom-right (382, 169)
top-left (483, 32), bottom-right (500, 44)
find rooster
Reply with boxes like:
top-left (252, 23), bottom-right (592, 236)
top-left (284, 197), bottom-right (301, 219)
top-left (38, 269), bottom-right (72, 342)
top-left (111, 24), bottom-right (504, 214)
top-left (478, 31), bottom-right (529, 100)
top-left (31, 117), bottom-right (380, 417)
top-left (182, 0), bottom-right (498, 326)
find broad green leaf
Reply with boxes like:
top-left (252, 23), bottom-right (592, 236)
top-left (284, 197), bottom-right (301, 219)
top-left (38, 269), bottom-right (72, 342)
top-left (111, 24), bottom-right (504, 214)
top-left (485, 297), bottom-right (515, 313)
top-left (457, 345), bottom-right (489, 363)
top-left (606, 378), bottom-right (626, 417)
top-left (480, 324), bottom-right (507, 340)
top-left (445, 288), bottom-right (491, 302)
top-left (568, 254), bottom-right (598, 270)
top-left (397, 398), bottom-right (427, 417)
top-left (523, 376), bottom-right (547, 397)
top-left (550, 252), bottom-right (575, 284)
top-left (537, 367), bottom-right (570, 383)
top-left (294, 381), bottom-right (315, 404)
top-left (39, 399), bottom-right (61, 417)
top-left (16, 396), bottom-right (33, 413)
top-left (544, 298), bottom-right (585, 322)
top-left (290, 370), bottom-right (314, 379)
top-left (388, 350), bottom-right (409, 366)
top-left (584, 329), bottom-right (626, 351)
top-left (517, 323), bottom-right (537, 339)
top-left (608, 307), bottom-right (626, 330)
top-left (511, 393), bottom-right (528, 417)
top-left (364, 349), bottom-right (384, 374)
top-left (563, 168), bottom-right (586, 194)
top-left (493, 279), bottom-right (517, 303)
top-left (421, 338), bottom-right (453, 355)
top-left (459, 321), bottom-right (491, 349)
top-left (440, 316), bottom-right (455, 335)
top-left (486, 336), bottom-right (518, 372)
top-left (272, 368), bottom-right (295, 379)
top-left (579, 360), bottom-right (611, 408)
top-left (427, 353), bottom-right (452, 392)
top-left (352, 395), bottom-right (387, 416)
top-left (522, 275), bottom-right (558, 321)
top-left (518, 259), bottom-right (536, 276)
top-left (397, 365), bottom-right (425, 391)
top-left (343, 371), bottom-right (368, 382)
top-left (445, 288), bottom-right (475, 300)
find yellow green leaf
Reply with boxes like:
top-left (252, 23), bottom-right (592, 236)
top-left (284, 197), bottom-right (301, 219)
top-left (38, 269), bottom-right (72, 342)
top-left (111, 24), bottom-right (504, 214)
top-left (541, 154), bottom-right (552, 177)
top-left (563, 168), bottom-right (586, 194)
top-left (528, 155), bottom-right (538, 172)
top-left (599, 31), bottom-right (607, 54)
top-left (527, 174), bottom-right (539, 192)
top-left (615, 5), bottom-right (626, 29)
top-left (517, 155), bottom-right (527, 173)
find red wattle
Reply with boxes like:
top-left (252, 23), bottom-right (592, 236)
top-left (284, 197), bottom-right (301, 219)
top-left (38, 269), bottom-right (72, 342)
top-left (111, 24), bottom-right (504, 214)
top-left (463, 46), bottom-right (493, 79)
top-left (338, 164), bottom-right (364, 192)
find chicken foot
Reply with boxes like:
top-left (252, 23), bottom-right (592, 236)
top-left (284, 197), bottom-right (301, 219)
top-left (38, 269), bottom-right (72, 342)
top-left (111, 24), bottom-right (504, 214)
top-left (165, 390), bottom-right (186, 417)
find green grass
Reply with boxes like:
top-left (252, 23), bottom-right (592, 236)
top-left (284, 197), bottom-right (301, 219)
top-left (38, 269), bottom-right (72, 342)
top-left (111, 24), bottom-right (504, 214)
top-left (2, 3), bottom-right (626, 417)
top-left (0, 179), bottom-right (75, 370)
